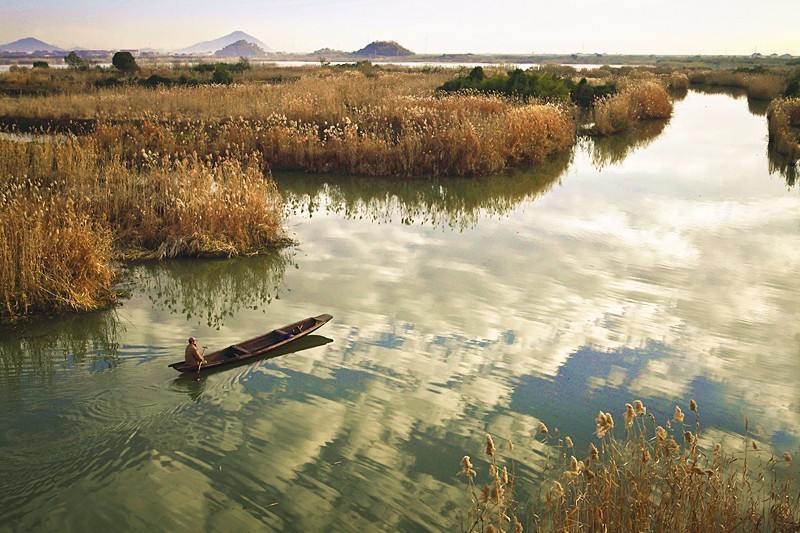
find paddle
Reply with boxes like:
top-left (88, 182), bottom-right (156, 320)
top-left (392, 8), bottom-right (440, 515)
top-left (195, 346), bottom-right (207, 380)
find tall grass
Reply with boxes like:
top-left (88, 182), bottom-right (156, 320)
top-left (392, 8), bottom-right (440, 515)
top-left (0, 195), bottom-right (115, 316)
top-left (0, 136), bottom-right (285, 318)
top-left (461, 401), bottom-right (799, 531)
top-left (688, 70), bottom-right (788, 101)
top-left (593, 81), bottom-right (672, 135)
top-left (0, 72), bottom-right (576, 177)
top-left (767, 97), bottom-right (800, 162)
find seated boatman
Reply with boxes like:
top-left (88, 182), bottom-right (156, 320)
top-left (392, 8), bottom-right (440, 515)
top-left (185, 337), bottom-right (205, 367)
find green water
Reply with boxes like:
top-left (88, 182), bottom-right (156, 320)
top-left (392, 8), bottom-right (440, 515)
top-left (1, 90), bottom-right (798, 531)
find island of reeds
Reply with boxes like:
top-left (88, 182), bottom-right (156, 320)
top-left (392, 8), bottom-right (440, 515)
top-left (1, 59), bottom-right (798, 318)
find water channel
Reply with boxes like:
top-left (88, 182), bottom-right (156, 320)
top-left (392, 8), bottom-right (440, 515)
top-left (0, 89), bottom-right (798, 531)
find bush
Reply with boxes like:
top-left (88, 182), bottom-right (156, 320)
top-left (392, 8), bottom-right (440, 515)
top-left (32, 61), bottom-right (49, 69)
top-left (112, 51), bottom-right (138, 73)
top-left (142, 74), bottom-right (172, 88)
top-left (570, 78), bottom-right (616, 107)
top-left (64, 51), bottom-right (88, 71)
top-left (439, 68), bottom-right (572, 102)
top-left (211, 65), bottom-right (233, 84)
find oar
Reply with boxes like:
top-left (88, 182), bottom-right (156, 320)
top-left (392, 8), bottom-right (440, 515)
top-left (195, 346), bottom-right (207, 380)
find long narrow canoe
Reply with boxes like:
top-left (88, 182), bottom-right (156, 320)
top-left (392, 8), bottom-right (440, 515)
top-left (169, 314), bottom-right (333, 373)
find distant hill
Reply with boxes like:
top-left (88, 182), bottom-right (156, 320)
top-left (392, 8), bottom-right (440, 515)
top-left (313, 47), bottom-right (346, 56)
top-left (174, 31), bottom-right (273, 55)
top-left (351, 40), bottom-right (413, 58)
top-left (0, 37), bottom-right (63, 53)
top-left (215, 40), bottom-right (265, 58)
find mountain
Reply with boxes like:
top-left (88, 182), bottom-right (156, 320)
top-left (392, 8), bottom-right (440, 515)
top-left (215, 40), bottom-right (265, 58)
top-left (351, 40), bottom-right (413, 58)
top-left (174, 31), bottom-right (273, 55)
top-left (0, 37), bottom-right (63, 53)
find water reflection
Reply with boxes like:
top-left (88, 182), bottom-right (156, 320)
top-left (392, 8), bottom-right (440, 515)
top-left (0, 310), bottom-right (123, 386)
top-left (510, 342), bottom-right (795, 448)
top-left (276, 151), bottom-right (571, 230)
top-left (768, 145), bottom-right (799, 188)
top-left (587, 119), bottom-right (669, 170)
top-left (0, 89), bottom-right (799, 530)
top-left (747, 96), bottom-right (770, 116)
top-left (129, 252), bottom-right (293, 329)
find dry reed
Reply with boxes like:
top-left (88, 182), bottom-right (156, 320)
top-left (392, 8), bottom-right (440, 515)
top-left (687, 70), bottom-right (788, 101)
top-left (463, 401), bottom-right (800, 531)
top-left (0, 194), bottom-right (115, 316)
top-left (767, 97), bottom-right (800, 162)
top-left (593, 81), bottom-right (672, 135)
top-left (0, 135), bottom-right (285, 318)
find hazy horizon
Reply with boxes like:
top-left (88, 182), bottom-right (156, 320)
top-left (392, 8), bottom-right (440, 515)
top-left (1, 0), bottom-right (798, 56)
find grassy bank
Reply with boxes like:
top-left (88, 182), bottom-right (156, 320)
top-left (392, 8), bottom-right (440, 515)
top-left (0, 136), bottom-right (284, 318)
top-left (460, 401), bottom-right (799, 531)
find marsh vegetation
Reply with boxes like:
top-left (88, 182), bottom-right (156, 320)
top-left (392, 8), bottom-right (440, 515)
top-left (462, 402), bottom-right (799, 532)
top-left (1, 62), bottom-right (797, 319)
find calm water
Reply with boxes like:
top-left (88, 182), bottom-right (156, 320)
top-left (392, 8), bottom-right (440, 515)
top-left (1, 90), bottom-right (798, 531)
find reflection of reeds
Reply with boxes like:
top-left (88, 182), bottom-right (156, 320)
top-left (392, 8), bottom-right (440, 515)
top-left (278, 149), bottom-right (572, 230)
top-left (593, 81), bottom-right (672, 135)
top-left (464, 401), bottom-right (800, 531)
top-left (133, 252), bottom-right (292, 329)
top-left (589, 118), bottom-right (668, 169)
top-left (0, 309), bottom-right (123, 384)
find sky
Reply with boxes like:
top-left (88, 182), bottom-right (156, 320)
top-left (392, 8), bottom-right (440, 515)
top-left (1, 0), bottom-right (798, 55)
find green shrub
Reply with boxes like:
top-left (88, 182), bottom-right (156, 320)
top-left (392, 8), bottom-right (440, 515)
top-left (439, 68), bottom-right (572, 102)
top-left (211, 65), bottom-right (233, 84)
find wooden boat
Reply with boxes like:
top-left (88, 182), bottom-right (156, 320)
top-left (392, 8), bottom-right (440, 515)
top-left (169, 314), bottom-right (332, 373)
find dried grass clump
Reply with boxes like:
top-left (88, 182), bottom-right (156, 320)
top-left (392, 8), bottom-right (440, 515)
top-left (0, 135), bottom-right (285, 318)
top-left (78, 96), bottom-right (575, 177)
top-left (593, 81), bottom-right (672, 135)
top-left (767, 97), bottom-right (800, 162)
top-left (686, 70), bottom-right (787, 101)
top-left (462, 401), bottom-right (800, 532)
top-left (0, 195), bottom-right (115, 316)
top-left (745, 75), bottom-right (787, 101)
top-left (667, 72), bottom-right (689, 91)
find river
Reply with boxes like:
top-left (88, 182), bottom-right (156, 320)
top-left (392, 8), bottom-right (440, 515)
top-left (0, 89), bottom-right (798, 531)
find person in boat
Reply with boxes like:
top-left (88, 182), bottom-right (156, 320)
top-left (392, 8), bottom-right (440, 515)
top-left (185, 337), bottom-right (205, 367)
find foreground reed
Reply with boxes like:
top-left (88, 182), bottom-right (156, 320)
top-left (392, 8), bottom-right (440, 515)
top-left (0, 136), bottom-right (284, 318)
top-left (0, 195), bottom-right (115, 316)
top-left (767, 97), bottom-right (800, 162)
top-left (461, 401), bottom-right (799, 531)
top-left (592, 81), bottom-right (672, 135)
